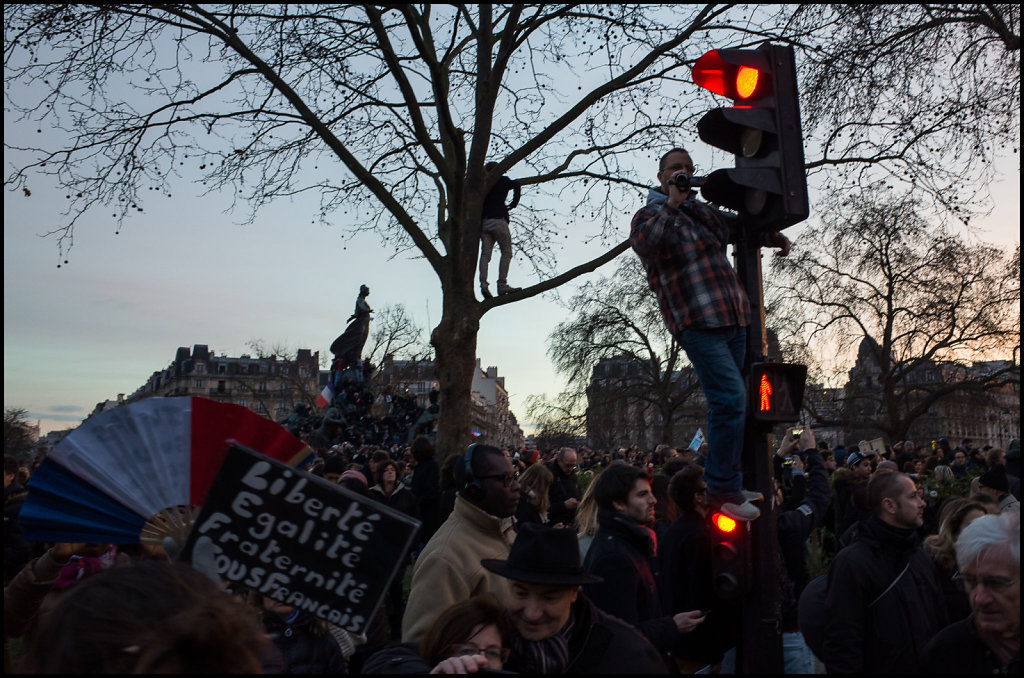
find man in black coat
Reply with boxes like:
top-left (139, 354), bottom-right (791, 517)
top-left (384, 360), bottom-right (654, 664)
top-left (582, 462), bottom-right (705, 667)
top-left (919, 512), bottom-right (1020, 674)
top-left (659, 463), bottom-right (739, 671)
top-left (482, 523), bottom-right (669, 674)
top-left (546, 447), bottom-right (581, 528)
top-left (822, 470), bottom-right (949, 673)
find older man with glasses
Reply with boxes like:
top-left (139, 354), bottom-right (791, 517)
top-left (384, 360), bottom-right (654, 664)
top-left (547, 448), bottom-right (582, 528)
top-left (920, 512), bottom-right (1020, 674)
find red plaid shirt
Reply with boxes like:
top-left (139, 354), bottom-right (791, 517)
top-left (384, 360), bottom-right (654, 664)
top-left (630, 190), bottom-right (751, 336)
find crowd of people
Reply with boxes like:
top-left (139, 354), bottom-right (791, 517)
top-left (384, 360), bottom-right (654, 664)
top-left (4, 428), bottom-right (1019, 673)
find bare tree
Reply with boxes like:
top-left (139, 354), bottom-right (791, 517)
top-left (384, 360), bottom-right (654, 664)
top-left (4, 407), bottom-right (36, 462)
top-left (768, 189), bottom-right (1021, 441)
top-left (363, 303), bottom-right (431, 367)
top-left (5, 4), bottom-right (1018, 453)
top-left (540, 256), bottom-right (701, 446)
top-left (790, 4), bottom-right (1020, 220)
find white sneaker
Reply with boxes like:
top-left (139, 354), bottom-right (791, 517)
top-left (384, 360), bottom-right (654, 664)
top-left (720, 500), bottom-right (760, 522)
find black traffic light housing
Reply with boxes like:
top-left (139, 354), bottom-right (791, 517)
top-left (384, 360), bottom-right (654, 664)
top-left (709, 511), bottom-right (750, 600)
top-left (748, 362), bottom-right (808, 425)
top-left (691, 43), bottom-right (808, 231)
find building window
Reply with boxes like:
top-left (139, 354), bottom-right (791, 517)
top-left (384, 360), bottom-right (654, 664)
top-left (256, 402), bottom-right (267, 414)
top-left (238, 399), bottom-right (248, 408)
top-left (195, 363), bottom-right (205, 374)
top-left (218, 363), bottom-right (227, 375)
top-left (259, 381), bottom-right (267, 392)
top-left (194, 380), bottom-right (204, 389)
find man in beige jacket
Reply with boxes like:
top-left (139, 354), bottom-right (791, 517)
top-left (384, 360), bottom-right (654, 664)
top-left (401, 443), bottom-right (520, 643)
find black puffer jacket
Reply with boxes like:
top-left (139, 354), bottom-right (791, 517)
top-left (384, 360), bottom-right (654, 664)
top-left (261, 609), bottom-right (347, 674)
top-left (822, 515), bottom-right (948, 674)
top-left (582, 511), bottom-right (678, 658)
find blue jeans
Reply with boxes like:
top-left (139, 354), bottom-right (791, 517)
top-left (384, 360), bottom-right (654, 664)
top-left (782, 631), bottom-right (817, 674)
top-left (678, 326), bottom-right (747, 503)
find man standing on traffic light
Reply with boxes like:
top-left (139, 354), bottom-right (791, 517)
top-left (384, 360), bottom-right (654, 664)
top-left (630, 147), bottom-right (790, 522)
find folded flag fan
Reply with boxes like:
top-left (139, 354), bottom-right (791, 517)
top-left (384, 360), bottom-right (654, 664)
top-left (21, 397), bottom-right (315, 546)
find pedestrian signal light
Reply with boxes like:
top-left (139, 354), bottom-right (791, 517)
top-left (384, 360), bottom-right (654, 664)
top-left (712, 512), bottom-right (738, 534)
top-left (710, 511), bottom-right (748, 600)
top-left (748, 362), bottom-right (807, 424)
top-left (691, 43), bottom-right (808, 230)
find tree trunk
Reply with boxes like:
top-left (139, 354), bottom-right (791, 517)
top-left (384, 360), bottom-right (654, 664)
top-left (431, 290), bottom-right (481, 460)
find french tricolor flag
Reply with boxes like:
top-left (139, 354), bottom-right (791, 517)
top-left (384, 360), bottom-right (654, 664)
top-left (316, 382), bottom-right (335, 409)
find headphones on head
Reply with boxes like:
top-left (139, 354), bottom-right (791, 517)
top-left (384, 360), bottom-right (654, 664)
top-left (463, 443), bottom-right (485, 501)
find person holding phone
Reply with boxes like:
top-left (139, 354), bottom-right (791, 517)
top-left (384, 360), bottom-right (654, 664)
top-left (630, 147), bottom-right (790, 522)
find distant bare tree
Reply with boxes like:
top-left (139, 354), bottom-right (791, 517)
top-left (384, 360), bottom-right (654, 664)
top-left (768, 190), bottom-right (1021, 441)
top-left (538, 257), bottom-right (701, 446)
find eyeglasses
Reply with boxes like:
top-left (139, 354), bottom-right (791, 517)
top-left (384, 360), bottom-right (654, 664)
top-left (476, 472), bottom-right (520, 488)
top-left (952, 572), bottom-right (1018, 593)
top-left (451, 644), bottom-right (511, 663)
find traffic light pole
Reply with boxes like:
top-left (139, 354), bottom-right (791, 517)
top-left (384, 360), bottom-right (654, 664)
top-left (734, 227), bottom-right (784, 674)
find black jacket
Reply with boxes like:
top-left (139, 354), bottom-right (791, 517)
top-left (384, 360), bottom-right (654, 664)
top-left (920, 614), bottom-right (1021, 675)
top-left (505, 593), bottom-right (669, 675)
top-left (515, 496), bottom-right (547, 528)
top-left (658, 510), bottom-right (738, 664)
top-left (546, 461), bottom-right (581, 528)
top-left (582, 511), bottom-right (678, 658)
top-left (368, 482), bottom-right (419, 520)
top-left (261, 610), bottom-right (347, 674)
top-left (777, 449), bottom-right (832, 630)
top-left (362, 595), bottom-right (668, 675)
top-left (822, 515), bottom-right (949, 674)
top-left (361, 642), bottom-right (430, 674)
top-left (409, 458), bottom-right (442, 544)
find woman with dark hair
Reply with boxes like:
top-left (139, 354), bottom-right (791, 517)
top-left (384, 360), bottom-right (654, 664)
top-left (650, 473), bottom-right (677, 539)
top-left (362, 594), bottom-right (512, 674)
top-left (20, 560), bottom-right (268, 673)
top-left (409, 434), bottom-right (442, 547)
top-left (369, 459), bottom-right (418, 641)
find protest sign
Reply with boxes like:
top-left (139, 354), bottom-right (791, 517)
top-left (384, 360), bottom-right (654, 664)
top-left (182, 443), bottom-right (420, 636)
top-left (859, 438), bottom-right (887, 457)
top-left (689, 428), bottom-right (705, 453)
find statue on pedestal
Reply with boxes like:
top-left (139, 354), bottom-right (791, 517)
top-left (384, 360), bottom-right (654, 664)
top-left (330, 285), bottom-right (372, 370)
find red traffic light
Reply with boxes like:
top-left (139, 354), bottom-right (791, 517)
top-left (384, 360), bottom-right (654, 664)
top-left (693, 49), bottom-right (770, 101)
top-left (712, 512), bottom-right (738, 534)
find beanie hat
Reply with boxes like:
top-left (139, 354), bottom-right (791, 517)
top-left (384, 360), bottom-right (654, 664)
top-left (978, 465), bottom-right (1009, 493)
top-left (847, 450), bottom-right (868, 467)
top-left (525, 449), bottom-right (540, 464)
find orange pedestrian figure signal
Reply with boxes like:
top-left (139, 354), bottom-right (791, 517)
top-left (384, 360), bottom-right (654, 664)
top-left (759, 373), bottom-right (773, 413)
top-left (748, 362), bottom-right (807, 424)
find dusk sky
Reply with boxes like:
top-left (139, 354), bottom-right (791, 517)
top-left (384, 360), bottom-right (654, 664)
top-left (4, 12), bottom-right (1019, 439)
top-left (5, 143), bottom-right (1017, 438)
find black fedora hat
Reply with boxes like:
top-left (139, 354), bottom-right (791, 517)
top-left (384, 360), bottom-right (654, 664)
top-left (482, 523), bottom-right (603, 587)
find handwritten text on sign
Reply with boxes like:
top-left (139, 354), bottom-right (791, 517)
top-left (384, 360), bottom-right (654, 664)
top-left (186, 445), bottom-right (419, 635)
